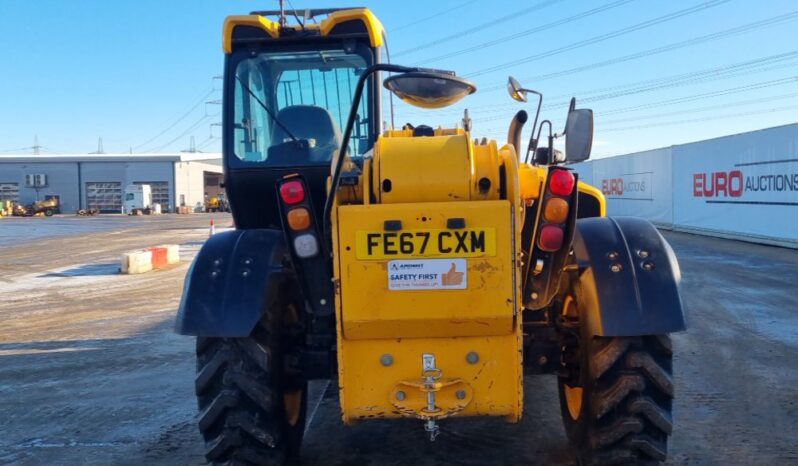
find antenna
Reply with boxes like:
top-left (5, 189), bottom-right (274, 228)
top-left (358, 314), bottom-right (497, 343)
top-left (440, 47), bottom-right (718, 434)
top-left (33, 135), bottom-right (42, 155)
top-left (382, 31), bottom-right (396, 130)
top-left (278, 0), bottom-right (287, 27)
top-left (90, 137), bottom-right (105, 154)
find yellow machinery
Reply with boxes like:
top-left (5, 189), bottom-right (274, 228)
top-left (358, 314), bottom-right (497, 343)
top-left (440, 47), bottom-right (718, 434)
top-left (177, 5), bottom-right (685, 465)
top-left (12, 197), bottom-right (59, 217)
top-left (0, 200), bottom-right (11, 217)
top-left (204, 194), bottom-right (229, 213)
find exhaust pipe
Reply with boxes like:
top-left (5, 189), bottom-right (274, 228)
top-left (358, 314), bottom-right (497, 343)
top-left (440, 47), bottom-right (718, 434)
top-left (507, 110), bottom-right (528, 158)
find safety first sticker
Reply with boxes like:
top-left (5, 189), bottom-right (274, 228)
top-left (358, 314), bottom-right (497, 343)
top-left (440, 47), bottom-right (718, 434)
top-left (387, 258), bottom-right (467, 290)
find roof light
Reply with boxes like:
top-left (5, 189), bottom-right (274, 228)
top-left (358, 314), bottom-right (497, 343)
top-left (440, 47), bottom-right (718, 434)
top-left (549, 170), bottom-right (575, 196)
top-left (280, 180), bottom-right (305, 205)
top-left (538, 224), bottom-right (564, 252)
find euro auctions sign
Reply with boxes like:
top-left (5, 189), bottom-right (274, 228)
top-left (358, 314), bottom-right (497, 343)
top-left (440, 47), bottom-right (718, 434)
top-left (588, 147), bottom-right (674, 225)
top-left (601, 172), bottom-right (654, 200)
top-left (693, 168), bottom-right (798, 204)
top-left (673, 124), bottom-right (798, 243)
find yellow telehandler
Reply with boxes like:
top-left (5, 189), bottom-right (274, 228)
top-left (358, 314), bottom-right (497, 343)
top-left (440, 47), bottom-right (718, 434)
top-left (177, 6), bottom-right (685, 465)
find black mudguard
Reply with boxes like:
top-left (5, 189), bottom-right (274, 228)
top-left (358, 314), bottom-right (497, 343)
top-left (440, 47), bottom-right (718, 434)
top-left (572, 217), bottom-right (686, 336)
top-left (175, 229), bottom-right (297, 337)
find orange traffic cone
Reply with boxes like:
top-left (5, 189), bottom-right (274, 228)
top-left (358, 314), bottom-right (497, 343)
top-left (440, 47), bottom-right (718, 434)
top-left (209, 218), bottom-right (216, 236)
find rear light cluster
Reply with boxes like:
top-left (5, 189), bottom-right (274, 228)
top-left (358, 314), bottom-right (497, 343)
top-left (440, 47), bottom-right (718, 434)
top-left (278, 178), bottom-right (319, 259)
top-left (280, 180), bottom-right (305, 204)
top-left (537, 169), bottom-right (575, 252)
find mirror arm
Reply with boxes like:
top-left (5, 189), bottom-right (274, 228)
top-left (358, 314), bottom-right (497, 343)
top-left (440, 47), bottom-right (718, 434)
top-left (531, 120), bottom-right (553, 165)
top-left (563, 97), bottom-right (577, 134)
top-left (323, 63), bottom-right (419, 242)
top-left (523, 90), bottom-right (543, 164)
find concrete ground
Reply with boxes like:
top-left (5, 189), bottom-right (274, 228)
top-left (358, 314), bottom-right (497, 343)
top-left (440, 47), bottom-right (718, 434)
top-left (0, 215), bottom-right (797, 465)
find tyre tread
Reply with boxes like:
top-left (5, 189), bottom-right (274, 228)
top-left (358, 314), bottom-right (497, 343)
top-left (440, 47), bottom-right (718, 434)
top-left (195, 319), bottom-right (300, 466)
top-left (561, 335), bottom-right (674, 465)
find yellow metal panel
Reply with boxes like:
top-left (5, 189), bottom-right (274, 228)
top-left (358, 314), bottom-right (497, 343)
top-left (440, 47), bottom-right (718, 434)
top-left (337, 201), bottom-right (515, 339)
top-left (319, 8), bottom-right (385, 48)
top-left (383, 127), bottom-right (464, 138)
top-left (471, 140), bottom-right (500, 201)
top-left (338, 334), bottom-right (522, 423)
top-left (376, 135), bottom-right (471, 204)
top-left (223, 8), bottom-right (384, 54)
top-left (222, 15), bottom-right (280, 53)
top-left (518, 162), bottom-right (542, 201)
top-left (362, 158), bottom-right (372, 205)
top-left (577, 180), bottom-right (607, 216)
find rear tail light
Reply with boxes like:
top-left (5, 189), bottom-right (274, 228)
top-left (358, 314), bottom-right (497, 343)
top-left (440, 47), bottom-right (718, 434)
top-left (287, 207), bottom-right (311, 230)
top-left (293, 233), bottom-right (319, 258)
top-left (543, 198), bottom-right (569, 223)
top-left (549, 169), bottom-right (575, 196)
top-left (538, 224), bottom-right (564, 252)
top-left (280, 180), bottom-right (305, 205)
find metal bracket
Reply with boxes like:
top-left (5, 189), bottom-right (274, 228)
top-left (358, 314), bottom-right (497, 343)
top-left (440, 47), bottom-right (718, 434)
top-left (389, 353), bottom-right (473, 442)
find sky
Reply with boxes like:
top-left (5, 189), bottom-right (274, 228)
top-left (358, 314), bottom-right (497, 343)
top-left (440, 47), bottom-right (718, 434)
top-left (0, 0), bottom-right (796, 158)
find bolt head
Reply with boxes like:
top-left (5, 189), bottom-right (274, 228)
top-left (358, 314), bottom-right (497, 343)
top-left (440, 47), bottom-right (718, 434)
top-left (395, 390), bottom-right (406, 401)
top-left (610, 263), bottom-right (622, 273)
top-left (320, 298), bottom-right (327, 305)
top-left (213, 259), bottom-right (222, 266)
top-left (241, 269), bottom-right (250, 277)
top-left (531, 292), bottom-right (539, 300)
top-left (538, 355), bottom-right (548, 366)
top-left (466, 351), bottom-right (480, 364)
top-left (638, 250), bottom-right (649, 258)
top-left (456, 390), bottom-right (466, 400)
top-left (380, 354), bottom-right (394, 366)
top-left (607, 251), bottom-right (619, 260)
top-left (642, 261), bottom-right (655, 271)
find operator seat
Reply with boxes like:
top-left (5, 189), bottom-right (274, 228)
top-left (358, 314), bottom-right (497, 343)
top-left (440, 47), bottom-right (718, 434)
top-left (270, 105), bottom-right (342, 163)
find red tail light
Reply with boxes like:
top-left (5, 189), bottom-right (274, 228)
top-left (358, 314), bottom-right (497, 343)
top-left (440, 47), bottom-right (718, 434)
top-left (549, 170), bottom-right (575, 196)
top-left (280, 180), bottom-right (305, 205)
top-left (538, 224), bottom-right (564, 251)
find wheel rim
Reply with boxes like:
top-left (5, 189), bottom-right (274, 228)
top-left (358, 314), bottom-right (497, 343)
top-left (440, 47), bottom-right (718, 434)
top-left (561, 295), bottom-right (583, 420)
top-left (564, 385), bottom-right (583, 420)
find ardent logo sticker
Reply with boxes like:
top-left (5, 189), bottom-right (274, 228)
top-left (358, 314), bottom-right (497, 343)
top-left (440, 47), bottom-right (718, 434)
top-left (388, 259), bottom-right (467, 290)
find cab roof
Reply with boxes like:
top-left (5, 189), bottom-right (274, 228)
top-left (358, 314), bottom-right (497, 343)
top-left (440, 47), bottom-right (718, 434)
top-left (222, 7), bottom-right (385, 53)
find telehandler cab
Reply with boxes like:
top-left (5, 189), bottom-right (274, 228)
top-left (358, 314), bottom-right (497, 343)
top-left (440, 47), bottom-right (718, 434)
top-left (177, 6), bottom-right (686, 465)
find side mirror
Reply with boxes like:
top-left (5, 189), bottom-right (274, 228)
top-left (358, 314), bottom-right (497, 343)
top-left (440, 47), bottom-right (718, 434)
top-left (384, 71), bottom-right (476, 109)
top-left (507, 76), bottom-right (527, 102)
top-left (564, 108), bottom-right (593, 162)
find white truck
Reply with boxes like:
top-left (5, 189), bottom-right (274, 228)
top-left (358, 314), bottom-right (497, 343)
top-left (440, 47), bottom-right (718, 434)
top-left (123, 184), bottom-right (152, 215)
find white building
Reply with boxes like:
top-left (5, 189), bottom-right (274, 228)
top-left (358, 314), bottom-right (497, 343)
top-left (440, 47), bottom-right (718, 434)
top-left (0, 153), bottom-right (223, 213)
top-left (571, 122), bottom-right (798, 248)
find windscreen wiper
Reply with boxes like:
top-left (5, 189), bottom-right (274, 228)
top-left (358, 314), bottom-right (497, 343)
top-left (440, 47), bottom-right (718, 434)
top-left (235, 76), bottom-right (299, 142)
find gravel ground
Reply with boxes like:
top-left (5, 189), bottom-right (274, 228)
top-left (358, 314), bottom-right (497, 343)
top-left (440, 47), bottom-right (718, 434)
top-left (0, 215), bottom-right (796, 465)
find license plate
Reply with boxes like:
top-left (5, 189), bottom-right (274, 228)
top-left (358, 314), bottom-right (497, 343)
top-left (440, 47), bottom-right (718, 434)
top-left (355, 228), bottom-right (496, 260)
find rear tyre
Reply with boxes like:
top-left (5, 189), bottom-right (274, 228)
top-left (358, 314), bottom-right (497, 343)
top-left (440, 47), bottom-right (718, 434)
top-left (195, 308), bottom-right (307, 466)
top-left (558, 334), bottom-right (674, 465)
top-left (44, 209), bottom-right (54, 217)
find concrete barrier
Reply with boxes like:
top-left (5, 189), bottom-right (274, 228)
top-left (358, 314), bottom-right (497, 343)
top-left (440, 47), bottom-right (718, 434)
top-left (121, 250), bottom-right (153, 274)
top-left (121, 244), bottom-right (180, 274)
